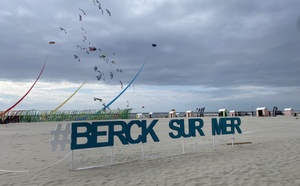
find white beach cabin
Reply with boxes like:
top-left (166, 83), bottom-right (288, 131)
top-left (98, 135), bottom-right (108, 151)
top-left (136, 113), bottom-right (144, 119)
top-left (256, 107), bottom-right (269, 117)
top-left (186, 110), bottom-right (193, 117)
top-left (229, 110), bottom-right (237, 117)
top-left (218, 109), bottom-right (228, 117)
top-left (169, 111), bottom-right (176, 118)
top-left (284, 108), bottom-right (294, 117)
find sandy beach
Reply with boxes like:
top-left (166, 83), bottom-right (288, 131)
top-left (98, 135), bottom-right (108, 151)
top-left (0, 116), bottom-right (300, 186)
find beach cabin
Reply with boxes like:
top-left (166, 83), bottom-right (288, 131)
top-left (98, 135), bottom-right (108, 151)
top-left (169, 111), bottom-right (176, 118)
top-left (256, 107), bottom-right (269, 117)
top-left (136, 113), bottom-right (144, 119)
top-left (229, 110), bottom-right (237, 117)
top-left (218, 109), bottom-right (228, 117)
top-left (186, 110), bottom-right (193, 117)
top-left (284, 108), bottom-right (294, 117)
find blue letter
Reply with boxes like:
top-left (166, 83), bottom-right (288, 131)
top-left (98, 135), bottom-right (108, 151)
top-left (211, 118), bottom-right (222, 136)
top-left (126, 120), bottom-right (143, 144)
top-left (71, 122), bottom-right (92, 150)
top-left (92, 121), bottom-right (111, 147)
top-left (142, 119), bottom-right (159, 143)
top-left (188, 118), bottom-right (205, 137)
top-left (169, 119), bottom-right (184, 139)
top-left (109, 121), bottom-right (129, 145)
top-left (232, 118), bottom-right (242, 134)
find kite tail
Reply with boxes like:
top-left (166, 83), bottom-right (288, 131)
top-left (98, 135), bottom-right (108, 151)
top-left (0, 56), bottom-right (48, 116)
top-left (102, 58), bottom-right (147, 110)
top-left (50, 80), bottom-right (87, 114)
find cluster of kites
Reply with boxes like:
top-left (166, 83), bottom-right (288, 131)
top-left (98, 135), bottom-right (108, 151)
top-left (1, 0), bottom-right (158, 117)
top-left (49, 0), bottom-right (125, 109)
top-left (51, 1), bottom-right (157, 110)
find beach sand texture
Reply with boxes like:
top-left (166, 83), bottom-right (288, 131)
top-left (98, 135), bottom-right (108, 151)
top-left (0, 116), bottom-right (300, 186)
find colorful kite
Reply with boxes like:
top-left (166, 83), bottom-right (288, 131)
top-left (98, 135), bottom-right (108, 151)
top-left (0, 56), bottom-right (48, 116)
top-left (51, 80), bottom-right (87, 112)
top-left (102, 58), bottom-right (147, 110)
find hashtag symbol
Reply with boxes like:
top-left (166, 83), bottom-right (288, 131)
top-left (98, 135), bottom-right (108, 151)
top-left (50, 123), bottom-right (71, 152)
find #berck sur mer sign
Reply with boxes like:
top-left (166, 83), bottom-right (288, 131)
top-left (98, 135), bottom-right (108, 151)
top-left (70, 117), bottom-right (242, 150)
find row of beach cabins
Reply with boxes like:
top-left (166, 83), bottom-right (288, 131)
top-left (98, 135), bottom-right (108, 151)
top-left (215, 107), bottom-right (296, 117)
top-left (136, 107), bottom-right (297, 118)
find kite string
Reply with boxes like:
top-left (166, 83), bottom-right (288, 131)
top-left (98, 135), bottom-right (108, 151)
top-left (0, 151), bottom-right (71, 173)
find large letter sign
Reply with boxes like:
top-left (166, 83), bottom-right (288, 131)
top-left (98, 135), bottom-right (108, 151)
top-left (71, 120), bottom-right (160, 150)
top-left (169, 118), bottom-right (205, 139)
top-left (68, 118), bottom-right (242, 151)
top-left (211, 118), bottom-right (242, 135)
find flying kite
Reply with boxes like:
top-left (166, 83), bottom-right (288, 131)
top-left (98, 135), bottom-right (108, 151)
top-left (79, 14), bottom-right (82, 21)
top-left (49, 41), bottom-right (55, 44)
top-left (89, 46), bottom-right (97, 51)
top-left (80, 27), bottom-right (87, 33)
top-left (152, 44), bottom-right (157, 47)
top-left (119, 80), bottom-right (123, 88)
top-left (101, 103), bottom-right (110, 111)
top-left (0, 56), bottom-right (47, 116)
top-left (109, 72), bottom-right (113, 79)
top-left (74, 54), bottom-right (80, 62)
top-left (79, 8), bottom-right (86, 15)
top-left (59, 27), bottom-right (67, 34)
top-left (106, 9), bottom-right (111, 16)
top-left (96, 71), bottom-right (105, 81)
top-left (94, 97), bottom-right (102, 102)
top-left (96, 74), bottom-right (102, 81)
top-left (102, 59), bottom-right (148, 110)
top-left (76, 45), bottom-right (82, 50)
top-left (50, 80), bottom-right (87, 113)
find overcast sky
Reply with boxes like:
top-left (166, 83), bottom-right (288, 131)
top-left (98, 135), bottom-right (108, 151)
top-left (1, 0), bottom-right (300, 113)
